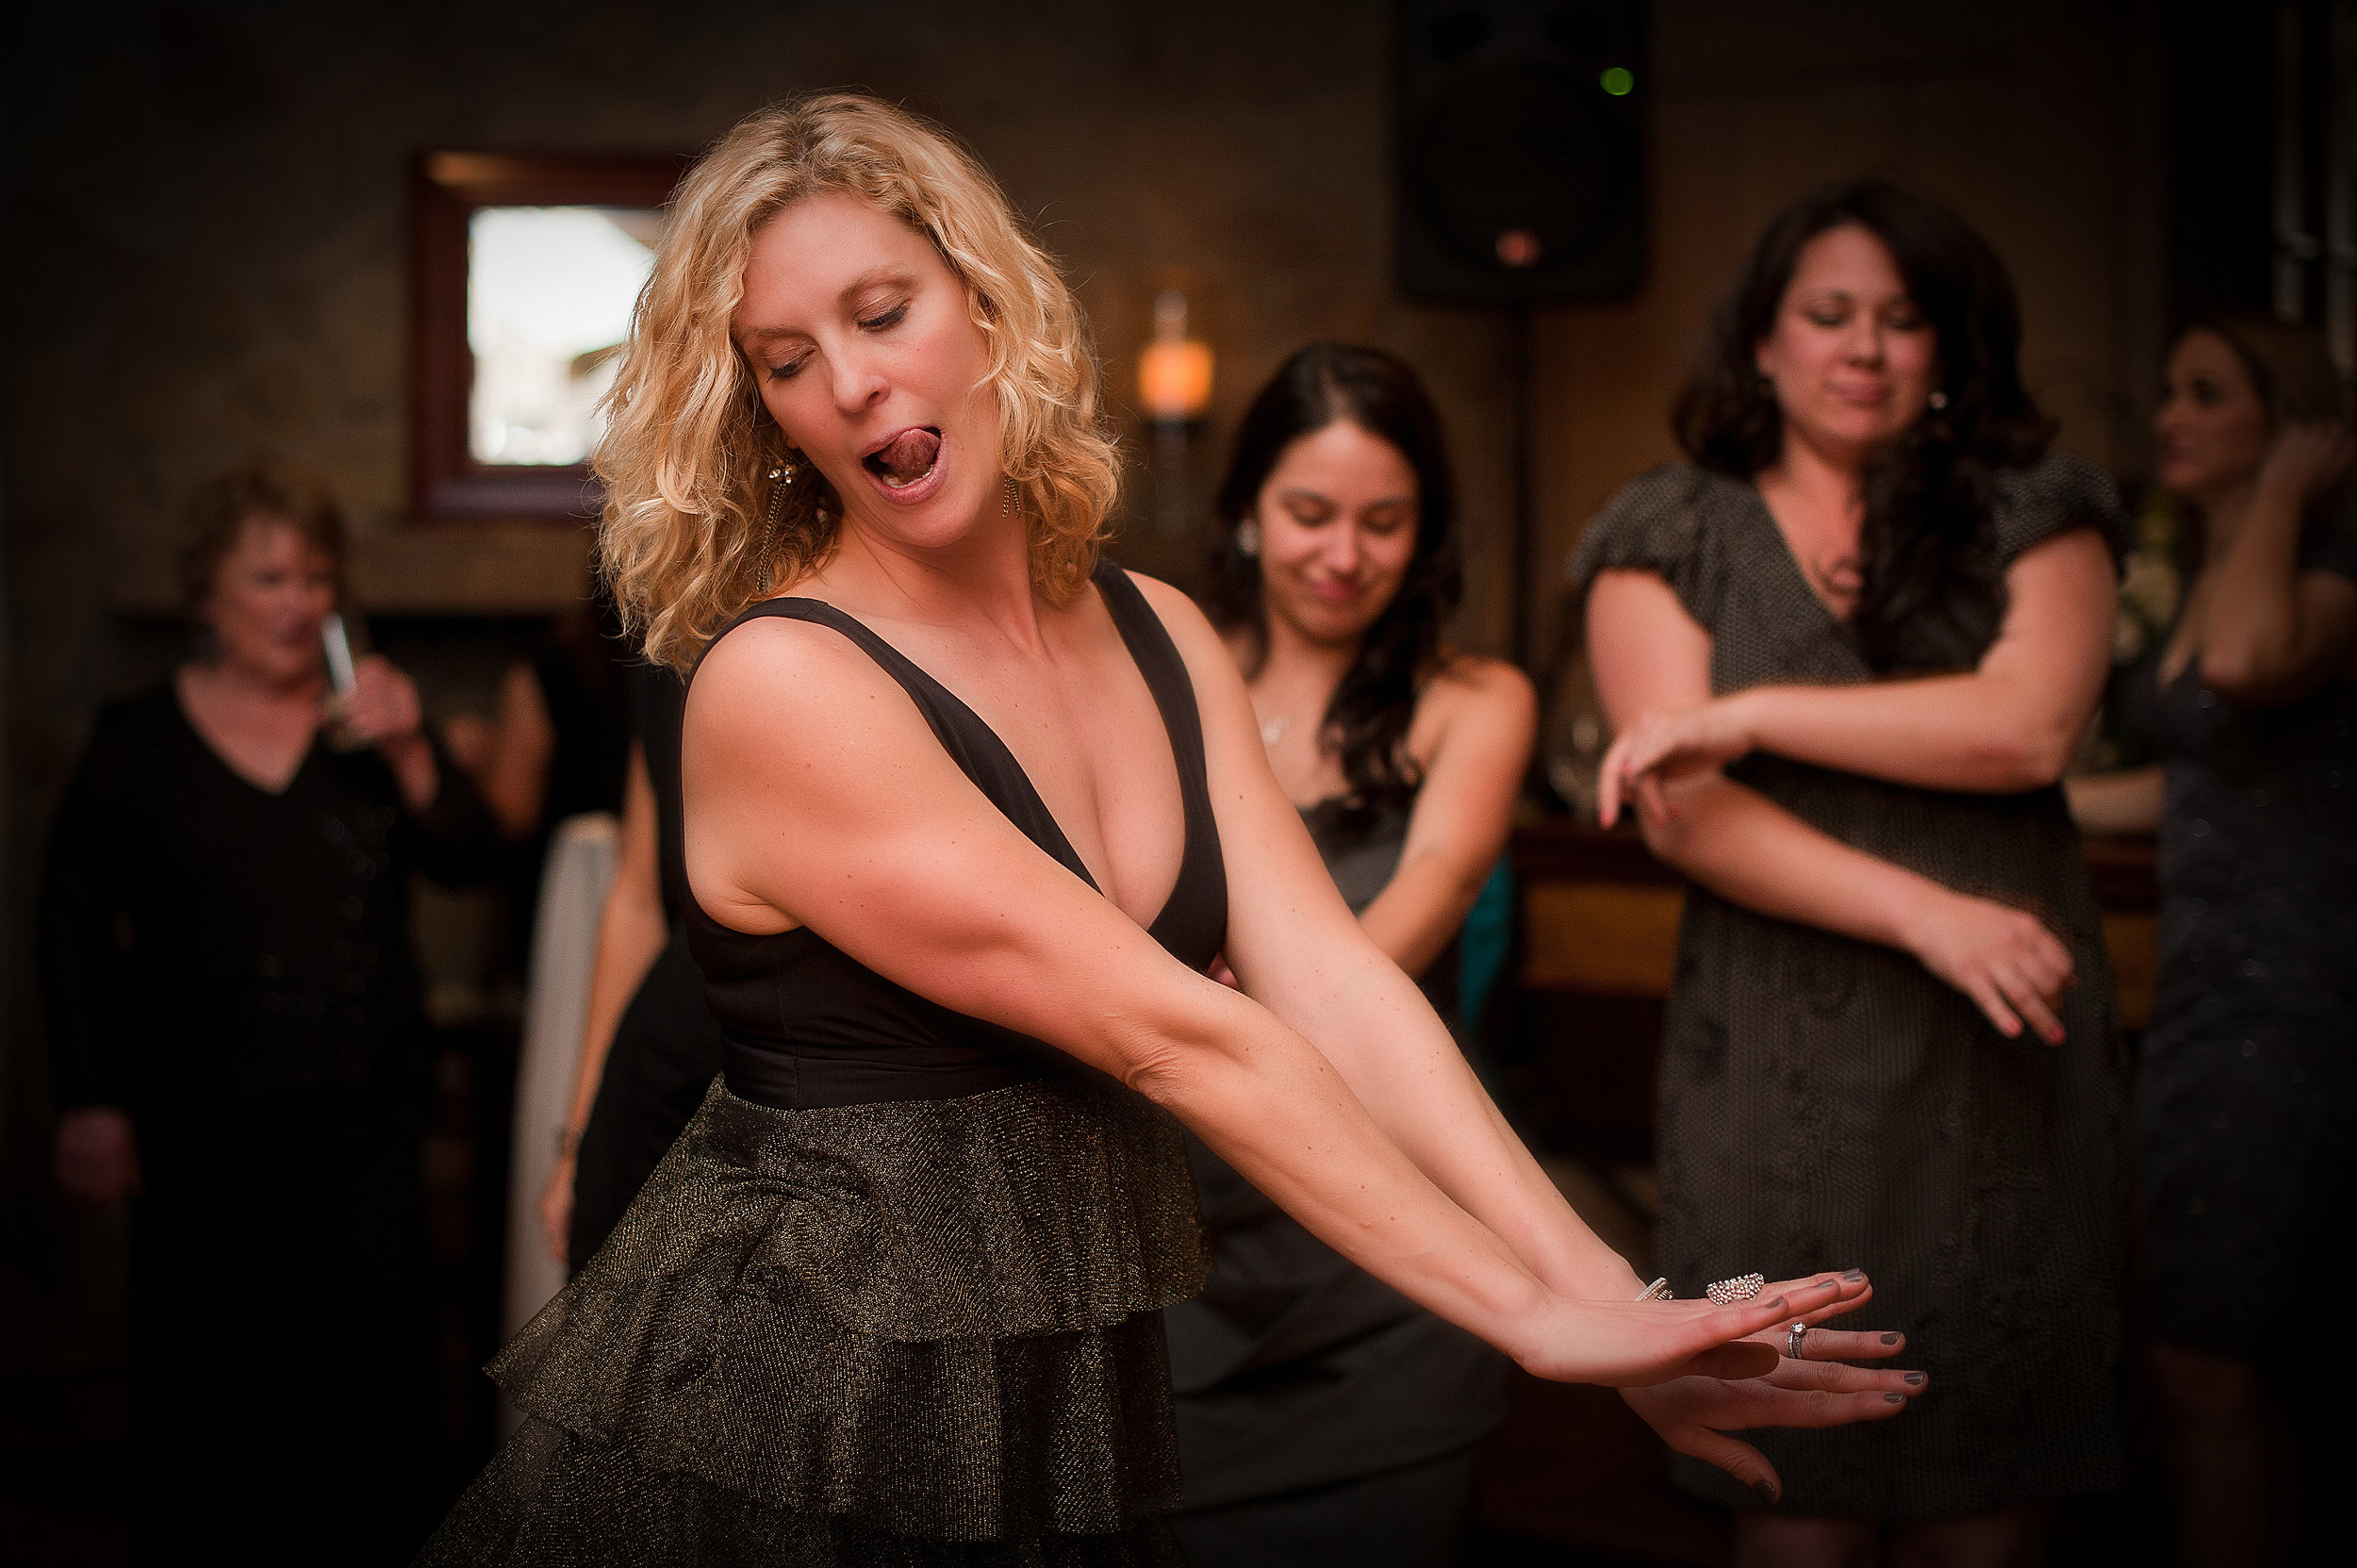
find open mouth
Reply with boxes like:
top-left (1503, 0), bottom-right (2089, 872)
top-left (862, 427), bottom-right (943, 490)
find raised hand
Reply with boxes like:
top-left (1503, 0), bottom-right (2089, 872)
top-left (2258, 419), bottom-right (2355, 507)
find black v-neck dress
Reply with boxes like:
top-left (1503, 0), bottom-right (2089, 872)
top-left (420, 561), bottom-right (1223, 1565)
top-left (1570, 456), bottom-right (2134, 1520)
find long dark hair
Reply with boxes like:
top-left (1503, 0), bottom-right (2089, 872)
top-left (1206, 343), bottom-right (1463, 810)
top-left (1673, 180), bottom-right (2054, 672)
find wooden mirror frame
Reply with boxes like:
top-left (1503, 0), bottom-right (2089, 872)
top-left (408, 151), bottom-right (688, 520)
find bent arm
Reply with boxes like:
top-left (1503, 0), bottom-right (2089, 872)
top-left (1720, 529), bottom-right (2118, 792)
top-left (683, 607), bottom-right (1812, 1384)
top-left (1357, 658), bottom-right (1535, 978)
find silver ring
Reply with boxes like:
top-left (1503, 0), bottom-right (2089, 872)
top-left (1786, 1321), bottom-right (1808, 1360)
top-left (1634, 1277), bottom-right (1672, 1302)
top-left (1706, 1272), bottom-right (1766, 1306)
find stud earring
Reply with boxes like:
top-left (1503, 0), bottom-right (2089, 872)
top-left (1927, 389), bottom-right (1950, 411)
top-left (1235, 519), bottom-right (1261, 558)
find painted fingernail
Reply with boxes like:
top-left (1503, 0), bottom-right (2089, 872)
top-left (1904, 1373), bottom-right (1925, 1387)
top-left (1885, 1393), bottom-right (1906, 1404)
top-left (1760, 1296), bottom-right (1786, 1313)
top-left (1881, 1332), bottom-right (1902, 1345)
top-left (1753, 1480), bottom-right (1779, 1506)
top-left (1842, 1269), bottom-right (1866, 1282)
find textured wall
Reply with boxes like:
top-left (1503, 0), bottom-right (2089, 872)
top-left (2, 0), bottom-right (2166, 1142)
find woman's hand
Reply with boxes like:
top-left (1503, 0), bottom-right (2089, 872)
top-left (333, 654), bottom-right (437, 811)
top-left (1525, 1272), bottom-right (1872, 1387)
top-left (2257, 419), bottom-right (2355, 508)
top-left (55, 1107), bottom-right (141, 1205)
top-left (1903, 887), bottom-right (2075, 1043)
top-left (539, 1152), bottom-right (577, 1264)
top-left (1622, 1272), bottom-right (1923, 1501)
top-left (1596, 698), bottom-right (1757, 828)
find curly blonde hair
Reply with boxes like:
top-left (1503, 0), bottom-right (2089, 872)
top-left (599, 93), bottom-right (1121, 668)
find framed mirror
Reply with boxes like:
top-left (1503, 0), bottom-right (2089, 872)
top-left (409, 151), bottom-right (688, 520)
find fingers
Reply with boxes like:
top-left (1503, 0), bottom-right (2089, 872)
top-left (1767, 1357), bottom-right (1923, 1398)
top-left (1672, 1425), bottom-right (1782, 1506)
top-left (1965, 973), bottom-right (2024, 1038)
top-left (1783, 1325), bottom-right (1904, 1361)
top-left (1596, 734), bottom-right (1633, 826)
top-left (1636, 772), bottom-right (1672, 828)
top-left (2001, 966), bottom-right (2066, 1045)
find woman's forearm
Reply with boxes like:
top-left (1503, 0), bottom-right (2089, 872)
top-left (560, 882), bottom-right (668, 1140)
top-left (1358, 849), bottom-right (1490, 979)
top-left (1270, 936), bottom-right (1646, 1303)
top-left (2198, 476), bottom-right (2320, 698)
top-left (1727, 674), bottom-right (2082, 795)
top-left (1645, 773), bottom-right (1949, 953)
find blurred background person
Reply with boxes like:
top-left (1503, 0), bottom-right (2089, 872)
top-left (41, 464), bottom-right (501, 1563)
top-left (1574, 182), bottom-right (2131, 1567)
top-left (2068, 313), bottom-right (2356, 1567)
top-left (1169, 343), bottom-right (1535, 1565)
top-left (536, 662), bottom-right (726, 1270)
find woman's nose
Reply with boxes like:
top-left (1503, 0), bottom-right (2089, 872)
top-left (830, 347), bottom-right (890, 416)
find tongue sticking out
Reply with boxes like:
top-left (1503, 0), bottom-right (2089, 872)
top-left (869, 428), bottom-right (942, 487)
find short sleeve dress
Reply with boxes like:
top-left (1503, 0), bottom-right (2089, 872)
top-left (1567, 454), bottom-right (2134, 1520)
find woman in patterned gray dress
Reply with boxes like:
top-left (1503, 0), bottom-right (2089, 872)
top-left (1573, 182), bottom-right (2132, 1565)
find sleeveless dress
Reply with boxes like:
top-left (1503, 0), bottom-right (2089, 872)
top-left (1166, 794), bottom-right (1508, 1567)
top-left (2131, 503), bottom-right (2357, 1359)
top-left (568, 664), bottom-right (728, 1268)
top-left (419, 560), bottom-right (1225, 1565)
top-left (1567, 455), bottom-right (2134, 1520)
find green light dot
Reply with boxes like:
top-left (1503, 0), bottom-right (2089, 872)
top-left (1601, 66), bottom-right (1634, 96)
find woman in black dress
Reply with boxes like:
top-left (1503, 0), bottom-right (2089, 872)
top-left (536, 661), bottom-right (727, 1269)
top-left (420, 95), bottom-right (1919, 1565)
top-left (1577, 182), bottom-right (2132, 1564)
top-left (2068, 313), bottom-right (2355, 1566)
top-left (1168, 344), bottom-right (1537, 1565)
top-left (42, 463), bottom-right (499, 1562)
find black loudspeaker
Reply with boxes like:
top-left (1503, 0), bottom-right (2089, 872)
top-left (1395, 0), bottom-right (1647, 305)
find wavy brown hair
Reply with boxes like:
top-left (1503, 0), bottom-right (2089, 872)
top-left (599, 93), bottom-right (1121, 668)
top-left (1673, 180), bottom-right (2055, 673)
top-left (1206, 344), bottom-right (1463, 815)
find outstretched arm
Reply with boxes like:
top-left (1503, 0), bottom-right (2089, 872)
top-left (683, 604), bottom-right (1895, 1413)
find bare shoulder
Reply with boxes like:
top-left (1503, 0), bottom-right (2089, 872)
top-left (1425, 650), bottom-right (1537, 724)
top-left (1122, 570), bottom-right (1243, 685)
top-left (684, 608), bottom-right (934, 769)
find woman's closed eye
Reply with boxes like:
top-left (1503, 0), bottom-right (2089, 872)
top-left (858, 301), bottom-right (910, 333)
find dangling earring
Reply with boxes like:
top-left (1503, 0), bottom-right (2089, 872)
top-left (1002, 476), bottom-right (1018, 518)
top-left (1235, 519), bottom-right (1261, 558)
top-left (756, 454), bottom-right (798, 593)
top-left (1927, 389), bottom-right (1950, 411)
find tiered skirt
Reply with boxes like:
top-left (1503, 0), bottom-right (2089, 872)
top-left (419, 1073), bottom-right (1210, 1565)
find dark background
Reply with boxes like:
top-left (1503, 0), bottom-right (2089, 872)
top-left (0, 1), bottom-right (2330, 1560)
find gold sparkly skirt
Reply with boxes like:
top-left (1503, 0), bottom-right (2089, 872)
top-left (418, 1074), bottom-right (1210, 1565)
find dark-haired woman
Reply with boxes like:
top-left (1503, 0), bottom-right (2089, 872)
top-left (2069, 313), bottom-right (2356, 1567)
top-left (1574, 183), bottom-right (2132, 1563)
top-left (41, 465), bottom-right (500, 1561)
top-left (1169, 344), bottom-right (1534, 1565)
